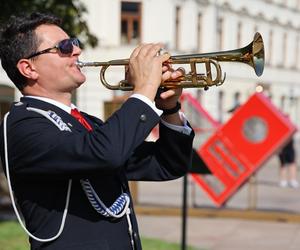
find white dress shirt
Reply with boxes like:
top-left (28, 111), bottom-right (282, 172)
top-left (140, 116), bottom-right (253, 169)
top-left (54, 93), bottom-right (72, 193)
top-left (25, 95), bottom-right (192, 135)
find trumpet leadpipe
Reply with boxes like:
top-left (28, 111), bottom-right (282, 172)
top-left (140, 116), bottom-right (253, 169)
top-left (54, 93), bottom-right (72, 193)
top-left (76, 61), bottom-right (107, 68)
top-left (76, 59), bottom-right (129, 68)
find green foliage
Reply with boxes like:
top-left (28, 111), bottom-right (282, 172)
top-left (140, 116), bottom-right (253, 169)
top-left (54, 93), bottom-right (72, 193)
top-left (141, 237), bottom-right (198, 250)
top-left (0, 221), bottom-right (29, 250)
top-left (0, 0), bottom-right (98, 48)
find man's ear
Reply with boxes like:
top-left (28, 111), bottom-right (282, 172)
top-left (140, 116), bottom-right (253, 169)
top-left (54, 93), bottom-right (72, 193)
top-left (16, 59), bottom-right (38, 80)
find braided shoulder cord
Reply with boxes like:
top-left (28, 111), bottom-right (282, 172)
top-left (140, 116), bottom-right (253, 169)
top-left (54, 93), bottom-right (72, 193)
top-left (80, 179), bottom-right (130, 218)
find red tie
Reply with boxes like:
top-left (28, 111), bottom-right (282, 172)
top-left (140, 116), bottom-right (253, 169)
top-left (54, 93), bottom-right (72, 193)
top-left (71, 108), bottom-right (93, 131)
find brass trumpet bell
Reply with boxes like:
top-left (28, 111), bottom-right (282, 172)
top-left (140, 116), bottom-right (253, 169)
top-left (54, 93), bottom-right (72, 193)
top-left (77, 32), bottom-right (264, 91)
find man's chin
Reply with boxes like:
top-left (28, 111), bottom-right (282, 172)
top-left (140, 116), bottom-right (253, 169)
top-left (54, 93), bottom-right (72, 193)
top-left (75, 75), bottom-right (86, 87)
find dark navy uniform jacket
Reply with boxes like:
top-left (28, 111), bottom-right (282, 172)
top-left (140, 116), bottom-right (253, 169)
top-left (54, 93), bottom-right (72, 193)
top-left (0, 96), bottom-right (194, 250)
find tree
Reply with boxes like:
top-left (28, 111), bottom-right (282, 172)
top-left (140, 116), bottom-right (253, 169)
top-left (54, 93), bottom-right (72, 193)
top-left (0, 0), bottom-right (98, 48)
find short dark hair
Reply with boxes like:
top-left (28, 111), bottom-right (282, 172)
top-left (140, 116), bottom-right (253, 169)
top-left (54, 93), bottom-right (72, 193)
top-left (0, 12), bottom-right (61, 91)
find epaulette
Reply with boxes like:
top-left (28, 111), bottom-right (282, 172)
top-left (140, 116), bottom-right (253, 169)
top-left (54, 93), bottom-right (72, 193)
top-left (26, 107), bottom-right (72, 132)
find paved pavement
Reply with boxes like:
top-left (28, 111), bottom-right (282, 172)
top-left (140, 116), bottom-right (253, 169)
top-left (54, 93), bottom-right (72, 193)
top-left (137, 215), bottom-right (300, 250)
top-left (136, 155), bottom-right (300, 250)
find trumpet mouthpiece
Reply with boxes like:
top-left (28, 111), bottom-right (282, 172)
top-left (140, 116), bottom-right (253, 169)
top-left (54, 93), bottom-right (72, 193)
top-left (76, 61), bottom-right (85, 68)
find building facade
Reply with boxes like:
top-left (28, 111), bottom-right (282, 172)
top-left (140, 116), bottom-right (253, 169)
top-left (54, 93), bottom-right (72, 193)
top-left (1, 0), bottom-right (300, 128)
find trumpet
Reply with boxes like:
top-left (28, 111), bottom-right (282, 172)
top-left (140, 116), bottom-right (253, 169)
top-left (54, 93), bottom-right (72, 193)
top-left (77, 32), bottom-right (264, 91)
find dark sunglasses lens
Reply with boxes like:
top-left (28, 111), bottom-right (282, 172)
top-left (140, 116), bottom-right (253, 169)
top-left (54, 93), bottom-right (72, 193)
top-left (58, 39), bottom-right (74, 54)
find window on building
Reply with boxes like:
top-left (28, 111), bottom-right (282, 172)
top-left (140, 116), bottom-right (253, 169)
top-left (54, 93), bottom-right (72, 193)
top-left (175, 6), bottom-right (181, 51)
top-left (196, 89), bottom-right (202, 104)
top-left (280, 95), bottom-right (286, 111)
top-left (0, 85), bottom-right (14, 196)
top-left (227, 91), bottom-right (240, 114)
top-left (233, 92), bottom-right (241, 107)
top-left (296, 35), bottom-right (300, 69)
top-left (0, 101), bottom-right (10, 121)
top-left (237, 22), bottom-right (242, 48)
top-left (282, 32), bottom-right (287, 67)
top-left (217, 90), bottom-right (224, 123)
top-left (268, 30), bottom-right (273, 66)
top-left (197, 13), bottom-right (202, 52)
top-left (121, 1), bottom-right (142, 45)
top-left (0, 85), bottom-right (14, 121)
top-left (217, 17), bottom-right (223, 50)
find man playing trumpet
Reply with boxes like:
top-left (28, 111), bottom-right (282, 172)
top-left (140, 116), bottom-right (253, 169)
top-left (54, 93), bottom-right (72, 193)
top-left (0, 12), bottom-right (194, 250)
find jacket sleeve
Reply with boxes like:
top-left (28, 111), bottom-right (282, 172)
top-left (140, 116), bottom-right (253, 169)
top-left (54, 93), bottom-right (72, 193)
top-left (2, 98), bottom-right (161, 179)
top-left (125, 122), bottom-right (195, 181)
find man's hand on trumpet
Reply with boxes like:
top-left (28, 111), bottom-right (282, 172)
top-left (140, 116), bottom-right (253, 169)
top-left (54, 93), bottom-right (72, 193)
top-left (156, 65), bottom-right (185, 126)
top-left (129, 43), bottom-right (168, 101)
top-left (128, 43), bottom-right (185, 125)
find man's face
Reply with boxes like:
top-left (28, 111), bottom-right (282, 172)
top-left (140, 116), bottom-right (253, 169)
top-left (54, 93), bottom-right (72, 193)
top-left (29, 24), bottom-right (86, 94)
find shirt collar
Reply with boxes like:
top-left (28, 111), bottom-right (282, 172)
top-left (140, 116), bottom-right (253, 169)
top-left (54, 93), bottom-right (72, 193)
top-left (24, 96), bottom-right (77, 114)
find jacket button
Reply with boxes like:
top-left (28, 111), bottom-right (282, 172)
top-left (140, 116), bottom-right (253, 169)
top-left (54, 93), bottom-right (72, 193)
top-left (140, 114), bottom-right (147, 122)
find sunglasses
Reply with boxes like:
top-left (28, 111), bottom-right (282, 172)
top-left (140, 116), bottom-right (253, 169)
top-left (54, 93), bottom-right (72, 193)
top-left (26, 38), bottom-right (80, 59)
